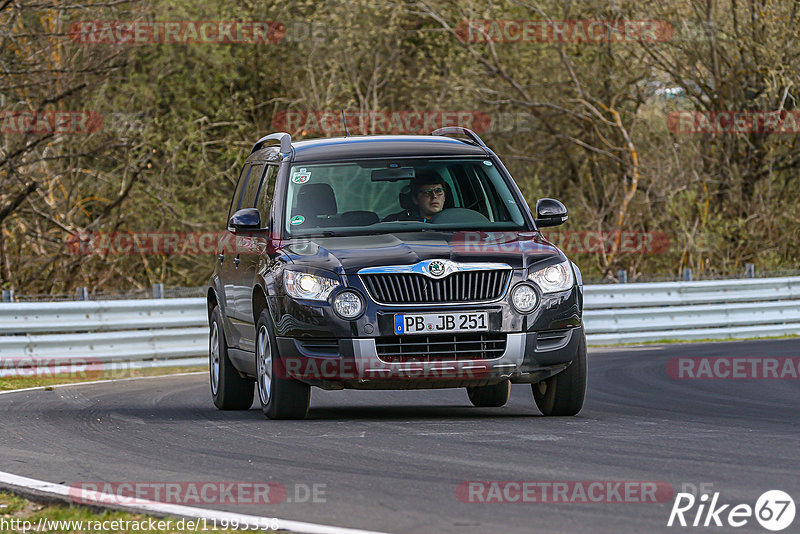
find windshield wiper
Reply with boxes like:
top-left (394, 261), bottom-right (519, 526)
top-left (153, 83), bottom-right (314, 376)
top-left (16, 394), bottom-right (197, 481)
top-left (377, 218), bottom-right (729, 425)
top-left (293, 230), bottom-right (339, 238)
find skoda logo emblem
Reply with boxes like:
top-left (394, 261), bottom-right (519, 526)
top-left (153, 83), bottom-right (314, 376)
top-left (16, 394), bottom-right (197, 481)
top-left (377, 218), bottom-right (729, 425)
top-left (428, 260), bottom-right (446, 277)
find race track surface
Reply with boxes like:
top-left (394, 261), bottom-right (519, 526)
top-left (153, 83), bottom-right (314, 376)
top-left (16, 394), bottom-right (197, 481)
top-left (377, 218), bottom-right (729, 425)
top-left (1, 339), bottom-right (799, 533)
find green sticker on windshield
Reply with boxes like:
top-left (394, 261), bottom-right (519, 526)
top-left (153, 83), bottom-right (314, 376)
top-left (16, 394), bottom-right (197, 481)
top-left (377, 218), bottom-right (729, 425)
top-left (290, 215), bottom-right (305, 225)
top-left (291, 168), bottom-right (311, 184)
top-left (483, 160), bottom-right (493, 166)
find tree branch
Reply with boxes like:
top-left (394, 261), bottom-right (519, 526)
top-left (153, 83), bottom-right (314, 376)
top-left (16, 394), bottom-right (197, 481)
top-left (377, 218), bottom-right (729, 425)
top-left (0, 181), bottom-right (38, 225)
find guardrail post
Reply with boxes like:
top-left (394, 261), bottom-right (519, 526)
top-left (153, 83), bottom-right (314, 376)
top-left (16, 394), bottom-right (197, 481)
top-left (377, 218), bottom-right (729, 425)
top-left (617, 270), bottom-right (628, 283)
top-left (1, 289), bottom-right (13, 302)
top-left (745, 263), bottom-right (755, 278)
top-left (76, 287), bottom-right (88, 301)
top-left (152, 283), bottom-right (164, 299)
top-left (683, 268), bottom-right (692, 281)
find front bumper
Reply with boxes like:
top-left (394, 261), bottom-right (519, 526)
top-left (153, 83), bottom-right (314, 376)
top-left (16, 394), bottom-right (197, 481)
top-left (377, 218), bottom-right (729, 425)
top-left (270, 267), bottom-right (583, 389)
top-left (275, 325), bottom-right (583, 390)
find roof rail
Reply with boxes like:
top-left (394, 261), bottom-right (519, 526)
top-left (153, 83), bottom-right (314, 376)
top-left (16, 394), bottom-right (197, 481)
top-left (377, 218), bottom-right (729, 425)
top-left (251, 132), bottom-right (292, 154)
top-left (431, 127), bottom-right (487, 148)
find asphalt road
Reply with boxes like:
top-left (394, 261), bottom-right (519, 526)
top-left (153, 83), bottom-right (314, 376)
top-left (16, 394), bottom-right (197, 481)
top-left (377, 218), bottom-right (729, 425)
top-left (1, 339), bottom-right (799, 533)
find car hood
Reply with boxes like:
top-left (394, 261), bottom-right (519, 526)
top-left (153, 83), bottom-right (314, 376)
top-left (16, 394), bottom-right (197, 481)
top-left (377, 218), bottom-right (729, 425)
top-left (281, 231), bottom-right (564, 274)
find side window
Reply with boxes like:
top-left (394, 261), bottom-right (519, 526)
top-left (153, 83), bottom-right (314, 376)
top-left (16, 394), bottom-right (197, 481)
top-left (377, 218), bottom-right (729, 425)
top-left (227, 164), bottom-right (252, 221)
top-left (239, 163), bottom-right (265, 211)
top-left (256, 165), bottom-right (278, 223)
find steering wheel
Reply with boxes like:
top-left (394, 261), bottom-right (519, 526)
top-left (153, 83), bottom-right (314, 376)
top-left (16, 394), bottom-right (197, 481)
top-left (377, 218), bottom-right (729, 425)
top-left (429, 208), bottom-right (490, 224)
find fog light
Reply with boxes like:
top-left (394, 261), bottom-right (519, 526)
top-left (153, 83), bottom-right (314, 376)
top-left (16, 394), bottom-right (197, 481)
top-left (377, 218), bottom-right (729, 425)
top-left (333, 291), bottom-right (364, 319)
top-left (511, 284), bottom-right (538, 313)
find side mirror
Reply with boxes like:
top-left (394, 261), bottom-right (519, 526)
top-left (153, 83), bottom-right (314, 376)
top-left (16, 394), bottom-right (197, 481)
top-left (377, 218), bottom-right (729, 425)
top-left (535, 198), bottom-right (568, 227)
top-left (228, 208), bottom-right (262, 232)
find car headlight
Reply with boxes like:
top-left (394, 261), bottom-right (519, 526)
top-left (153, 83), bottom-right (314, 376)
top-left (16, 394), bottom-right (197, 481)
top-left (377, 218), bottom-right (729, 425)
top-left (511, 284), bottom-right (539, 313)
top-left (333, 290), bottom-right (364, 319)
top-left (284, 271), bottom-right (340, 301)
top-left (528, 260), bottom-right (575, 294)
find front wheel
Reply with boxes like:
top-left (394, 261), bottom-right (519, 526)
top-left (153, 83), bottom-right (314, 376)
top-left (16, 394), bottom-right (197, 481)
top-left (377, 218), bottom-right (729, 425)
top-left (256, 310), bottom-right (311, 420)
top-left (532, 329), bottom-right (587, 416)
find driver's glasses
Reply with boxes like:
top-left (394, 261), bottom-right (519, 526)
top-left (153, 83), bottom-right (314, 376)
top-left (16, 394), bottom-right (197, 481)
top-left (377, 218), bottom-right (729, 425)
top-left (419, 187), bottom-right (445, 198)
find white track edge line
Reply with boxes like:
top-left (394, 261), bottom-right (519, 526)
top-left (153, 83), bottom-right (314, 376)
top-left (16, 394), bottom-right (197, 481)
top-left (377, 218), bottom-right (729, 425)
top-left (0, 471), bottom-right (390, 534)
top-left (0, 371), bottom-right (206, 396)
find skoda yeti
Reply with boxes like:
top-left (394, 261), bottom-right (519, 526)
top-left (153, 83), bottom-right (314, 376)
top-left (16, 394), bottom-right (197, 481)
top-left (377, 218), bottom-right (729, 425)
top-left (208, 127), bottom-right (586, 419)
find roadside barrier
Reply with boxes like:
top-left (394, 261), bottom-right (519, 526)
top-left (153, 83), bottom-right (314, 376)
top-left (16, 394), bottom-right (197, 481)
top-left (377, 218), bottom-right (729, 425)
top-left (1, 277), bottom-right (798, 366)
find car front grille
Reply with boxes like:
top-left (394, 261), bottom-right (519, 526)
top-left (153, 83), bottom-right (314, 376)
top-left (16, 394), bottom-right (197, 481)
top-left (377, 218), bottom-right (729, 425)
top-left (375, 333), bottom-right (507, 363)
top-left (360, 270), bottom-right (510, 304)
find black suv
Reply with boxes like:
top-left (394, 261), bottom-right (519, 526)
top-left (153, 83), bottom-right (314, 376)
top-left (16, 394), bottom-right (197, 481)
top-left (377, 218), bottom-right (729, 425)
top-left (208, 127), bottom-right (586, 419)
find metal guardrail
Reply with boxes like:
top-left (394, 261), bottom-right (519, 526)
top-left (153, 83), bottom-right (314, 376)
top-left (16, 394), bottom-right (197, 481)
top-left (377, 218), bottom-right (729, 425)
top-left (0, 329), bottom-right (207, 360)
top-left (582, 277), bottom-right (800, 344)
top-left (0, 298), bottom-right (206, 334)
top-left (0, 298), bottom-right (208, 368)
top-left (0, 277), bottom-right (798, 366)
top-left (583, 277), bottom-right (800, 308)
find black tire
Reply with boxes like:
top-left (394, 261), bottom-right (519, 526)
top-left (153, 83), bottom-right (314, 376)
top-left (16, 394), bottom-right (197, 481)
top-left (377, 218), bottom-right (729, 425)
top-left (467, 380), bottom-right (511, 407)
top-left (209, 306), bottom-right (254, 410)
top-left (255, 309), bottom-right (311, 420)
top-left (532, 329), bottom-right (587, 416)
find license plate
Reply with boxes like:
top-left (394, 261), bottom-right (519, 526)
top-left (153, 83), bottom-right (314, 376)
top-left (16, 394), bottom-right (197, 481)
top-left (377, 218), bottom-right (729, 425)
top-left (394, 312), bottom-right (489, 335)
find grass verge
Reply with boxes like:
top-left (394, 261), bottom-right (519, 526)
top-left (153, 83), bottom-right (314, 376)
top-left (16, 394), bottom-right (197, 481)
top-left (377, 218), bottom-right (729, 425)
top-left (0, 490), bottom-right (250, 533)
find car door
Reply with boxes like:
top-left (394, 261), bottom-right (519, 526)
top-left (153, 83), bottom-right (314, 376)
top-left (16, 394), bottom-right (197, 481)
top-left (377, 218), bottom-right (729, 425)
top-left (229, 162), bottom-right (265, 351)
top-left (235, 162), bottom-right (279, 351)
top-left (219, 162), bottom-right (252, 349)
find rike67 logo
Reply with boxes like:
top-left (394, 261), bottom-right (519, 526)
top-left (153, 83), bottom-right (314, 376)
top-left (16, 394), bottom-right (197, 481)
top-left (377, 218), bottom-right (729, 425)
top-left (668, 490), bottom-right (795, 531)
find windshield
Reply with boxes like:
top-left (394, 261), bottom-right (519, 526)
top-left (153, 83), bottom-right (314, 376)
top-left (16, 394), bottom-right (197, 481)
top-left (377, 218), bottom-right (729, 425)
top-left (284, 158), bottom-right (527, 236)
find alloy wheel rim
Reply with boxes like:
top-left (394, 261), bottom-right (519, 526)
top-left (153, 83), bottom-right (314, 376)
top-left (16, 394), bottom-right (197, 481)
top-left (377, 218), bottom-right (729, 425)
top-left (210, 322), bottom-right (220, 395)
top-left (257, 325), bottom-right (272, 405)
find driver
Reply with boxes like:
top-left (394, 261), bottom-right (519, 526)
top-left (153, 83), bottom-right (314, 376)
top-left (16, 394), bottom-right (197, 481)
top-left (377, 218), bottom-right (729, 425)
top-left (383, 170), bottom-right (446, 222)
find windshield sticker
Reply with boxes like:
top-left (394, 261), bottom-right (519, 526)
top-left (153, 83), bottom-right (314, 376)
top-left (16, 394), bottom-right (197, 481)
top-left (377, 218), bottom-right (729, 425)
top-left (291, 168), bottom-right (311, 184)
top-left (483, 160), bottom-right (493, 166)
top-left (290, 215), bottom-right (305, 225)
